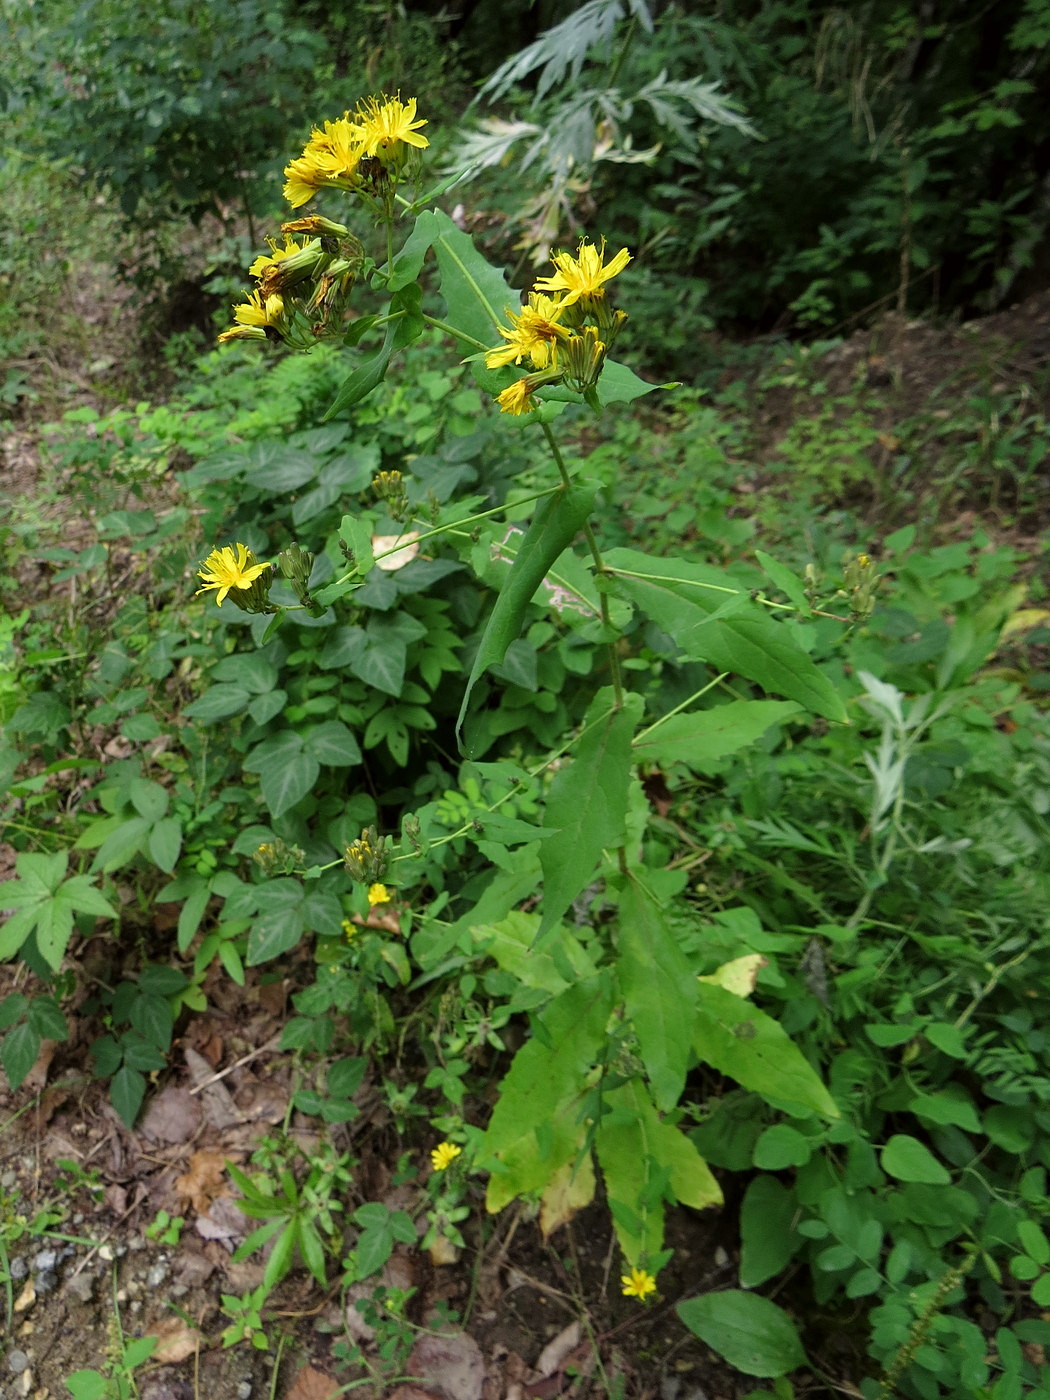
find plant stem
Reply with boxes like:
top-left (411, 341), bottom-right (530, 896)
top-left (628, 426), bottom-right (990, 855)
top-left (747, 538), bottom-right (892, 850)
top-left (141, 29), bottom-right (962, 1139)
top-left (540, 420), bottom-right (623, 706)
top-left (422, 313), bottom-right (490, 352)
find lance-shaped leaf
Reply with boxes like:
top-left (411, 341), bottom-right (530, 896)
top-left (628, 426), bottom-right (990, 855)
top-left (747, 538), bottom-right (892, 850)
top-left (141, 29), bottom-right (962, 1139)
top-left (537, 688), bottom-right (643, 939)
top-left (481, 974), bottom-right (615, 1213)
top-left (618, 876), bottom-right (696, 1111)
top-left (457, 483), bottom-right (596, 745)
top-left (597, 1079), bottom-right (722, 1267)
top-left (606, 548), bottom-right (847, 723)
top-left (430, 210), bottom-right (517, 393)
top-left (634, 699), bottom-right (802, 771)
top-left (694, 981), bottom-right (839, 1119)
top-left (325, 284), bottom-right (424, 418)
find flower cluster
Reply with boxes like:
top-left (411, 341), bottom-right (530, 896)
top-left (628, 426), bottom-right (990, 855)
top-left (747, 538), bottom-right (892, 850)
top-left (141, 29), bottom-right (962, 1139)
top-left (344, 826), bottom-right (388, 885)
top-left (486, 239), bottom-right (631, 417)
top-left (217, 92), bottom-right (428, 348)
top-left (283, 94), bottom-right (428, 209)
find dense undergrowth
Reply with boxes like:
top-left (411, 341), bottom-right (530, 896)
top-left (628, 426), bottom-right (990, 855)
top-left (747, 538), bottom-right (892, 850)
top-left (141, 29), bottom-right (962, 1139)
top-left (2, 3), bottom-right (1050, 1399)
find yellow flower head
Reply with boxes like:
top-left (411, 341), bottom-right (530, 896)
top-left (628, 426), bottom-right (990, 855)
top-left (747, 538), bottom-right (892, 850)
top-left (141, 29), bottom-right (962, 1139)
top-left (486, 293), bottom-right (570, 371)
top-left (195, 544), bottom-right (272, 607)
top-left (249, 235), bottom-right (311, 280)
top-left (232, 289), bottom-right (285, 329)
top-left (367, 882), bottom-right (391, 907)
top-left (496, 379), bottom-right (537, 416)
top-left (430, 1141), bottom-right (462, 1172)
top-left (355, 93), bottom-right (429, 158)
top-left (283, 151), bottom-right (329, 209)
top-left (342, 917), bottom-right (357, 943)
top-left (620, 1267), bottom-right (657, 1301)
top-left (308, 114), bottom-right (366, 180)
top-left (534, 239), bottom-right (632, 306)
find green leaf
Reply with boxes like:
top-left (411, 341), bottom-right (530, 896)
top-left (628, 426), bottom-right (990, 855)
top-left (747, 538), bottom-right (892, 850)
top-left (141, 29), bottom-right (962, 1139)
top-left (90, 816), bottom-right (151, 873)
top-left (34, 896), bottom-right (75, 970)
top-left (110, 1065), bottom-right (147, 1127)
top-left (0, 907), bottom-right (41, 960)
top-left (2, 1022), bottom-right (40, 1090)
top-left (482, 974), bottom-right (615, 1212)
top-left (606, 549), bottom-right (848, 724)
top-left (676, 1290), bottom-right (807, 1378)
top-left (325, 285), bottom-right (424, 417)
top-left (617, 876), bottom-right (696, 1111)
top-left (430, 211), bottom-right (517, 391)
top-left (597, 1078), bottom-right (721, 1266)
top-left (880, 1134), bottom-right (950, 1184)
top-left (129, 994), bottom-right (174, 1051)
top-left (457, 484), bottom-right (596, 743)
top-left (147, 816), bottom-right (182, 873)
top-left (355, 1225), bottom-right (394, 1279)
top-left (356, 639), bottom-right (406, 696)
top-left (130, 777), bottom-right (168, 821)
top-left (248, 443), bottom-right (317, 492)
top-left (740, 1176), bottom-right (800, 1287)
top-left (303, 720), bottom-right (362, 767)
top-left (387, 208), bottom-right (442, 291)
top-left (66, 1371), bottom-right (109, 1400)
top-left (183, 683), bottom-right (253, 722)
top-left (244, 732), bottom-right (319, 817)
top-left (16, 850), bottom-right (69, 894)
top-left (753, 1123), bottom-right (813, 1169)
top-left (634, 700), bottom-right (801, 771)
top-left (693, 982), bottom-right (839, 1118)
top-left (538, 689), bottom-right (643, 938)
top-left (55, 876), bottom-right (117, 920)
top-left (472, 911), bottom-right (597, 995)
top-left (248, 879), bottom-right (306, 964)
top-left (755, 550), bottom-right (812, 617)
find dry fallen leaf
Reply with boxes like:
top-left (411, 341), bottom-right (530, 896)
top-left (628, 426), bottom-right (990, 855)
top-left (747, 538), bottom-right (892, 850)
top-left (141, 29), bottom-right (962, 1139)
top-left (285, 1364), bottom-right (340, 1400)
top-left (174, 1147), bottom-right (230, 1214)
top-left (148, 1317), bottom-right (203, 1365)
top-left (535, 1320), bottom-right (582, 1378)
top-left (372, 532), bottom-right (421, 571)
top-left (139, 1085), bottom-right (202, 1145)
top-left (408, 1331), bottom-right (484, 1400)
top-left (427, 1233), bottom-right (459, 1266)
top-left (184, 1047), bottom-right (242, 1129)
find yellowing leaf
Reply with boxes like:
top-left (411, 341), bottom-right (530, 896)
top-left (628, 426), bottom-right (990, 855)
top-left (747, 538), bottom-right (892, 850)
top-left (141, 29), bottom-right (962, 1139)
top-left (698, 954), bottom-right (768, 998)
top-left (540, 1151), bottom-right (596, 1239)
top-left (1001, 607), bottom-right (1050, 641)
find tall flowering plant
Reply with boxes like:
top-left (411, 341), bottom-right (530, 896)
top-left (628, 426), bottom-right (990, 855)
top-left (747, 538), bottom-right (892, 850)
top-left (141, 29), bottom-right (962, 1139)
top-left (198, 92), bottom-right (847, 1299)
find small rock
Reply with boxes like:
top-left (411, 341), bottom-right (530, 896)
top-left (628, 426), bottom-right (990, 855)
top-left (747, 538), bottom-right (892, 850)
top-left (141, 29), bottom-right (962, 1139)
top-left (237, 1382), bottom-right (253, 1400)
top-left (31, 1251), bottom-right (57, 1273)
top-left (146, 1263), bottom-right (169, 1288)
top-left (33, 1272), bottom-right (57, 1297)
top-left (0, 1168), bottom-right (16, 1188)
top-left (8, 1259), bottom-right (27, 1281)
top-left (6, 1350), bottom-right (29, 1375)
top-left (15, 1370), bottom-right (31, 1398)
top-left (169, 1284), bottom-right (189, 1299)
top-left (66, 1273), bottom-right (96, 1305)
top-left (128, 1237), bottom-right (146, 1252)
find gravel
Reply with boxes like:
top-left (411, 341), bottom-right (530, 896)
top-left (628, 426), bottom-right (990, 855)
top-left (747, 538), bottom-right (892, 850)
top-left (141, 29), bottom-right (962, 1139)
top-left (5, 1353), bottom-right (29, 1377)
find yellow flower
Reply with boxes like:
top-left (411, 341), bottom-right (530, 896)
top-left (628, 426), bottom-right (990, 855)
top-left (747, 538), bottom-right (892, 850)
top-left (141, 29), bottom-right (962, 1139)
top-left (232, 289), bottom-right (285, 329)
top-left (620, 1267), bottom-right (657, 1301)
top-left (367, 882), bottom-right (391, 907)
top-left (355, 93), bottom-right (429, 157)
top-left (486, 293), bottom-right (570, 371)
top-left (496, 379), bottom-right (537, 416)
top-left (248, 235), bottom-right (310, 280)
top-left (283, 151), bottom-right (330, 209)
top-left (534, 239), bottom-right (632, 306)
top-left (341, 917), bottom-right (357, 942)
top-left (195, 544), bottom-right (272, 607)
top-left (430, 1141), bottom-right (462, 1172)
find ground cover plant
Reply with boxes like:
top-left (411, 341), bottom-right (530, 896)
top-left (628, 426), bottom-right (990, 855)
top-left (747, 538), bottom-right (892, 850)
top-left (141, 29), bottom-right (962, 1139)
top-left (2, 10), bottom-right (1050, 1400)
